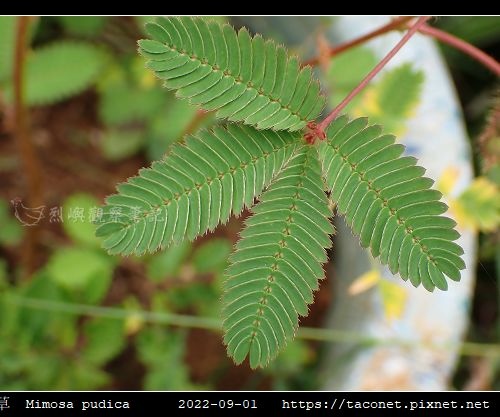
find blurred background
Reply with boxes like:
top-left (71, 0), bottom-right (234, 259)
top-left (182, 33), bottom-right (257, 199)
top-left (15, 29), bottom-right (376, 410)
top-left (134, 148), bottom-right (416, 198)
top-left (0, 16), bottom-right (498, 390)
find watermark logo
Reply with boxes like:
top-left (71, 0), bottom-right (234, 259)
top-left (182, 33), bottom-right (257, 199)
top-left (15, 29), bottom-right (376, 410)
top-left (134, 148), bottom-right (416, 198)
top-left (10, 198), bottom-right (45, 227)
top-left (10, 198), bottom-right (162, 227)
top-left (10, 198), bottom-right (110, 227)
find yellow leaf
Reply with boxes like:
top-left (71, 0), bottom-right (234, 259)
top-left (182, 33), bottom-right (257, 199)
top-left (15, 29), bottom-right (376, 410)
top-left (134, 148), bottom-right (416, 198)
top-left (453, 177), bottom-right (500, 232)
top-left (123, 296), bottom-right (146, 335)
top-left (124, 313), bottom-right (144, 335)
top-left (348, 269), bottom-right (381, 295)
top-left (140, 70), bottom-right (157, 89)
top-left (470, 176), bottom-right (498, 199)
top-left (359, 88), bottom-right (382, 116)
top-left (379, 279), bottom-right (408, 321)
top-left (436, 166), bottom-right (460, 196)
top-left (448, 200), bottom-right (471, 231)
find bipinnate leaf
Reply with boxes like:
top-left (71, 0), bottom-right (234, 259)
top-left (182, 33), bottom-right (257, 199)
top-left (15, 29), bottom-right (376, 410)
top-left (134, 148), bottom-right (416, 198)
top-left (138, 17), bottom-right (325, 132)
top-left (96, 13), bottom-right (467, 369)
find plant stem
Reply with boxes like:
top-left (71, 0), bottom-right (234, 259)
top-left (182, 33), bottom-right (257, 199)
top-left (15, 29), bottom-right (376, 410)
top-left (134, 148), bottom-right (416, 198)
top-left (9, 295), bottom-right (500, 358)
top-left (418, 24), bottom-right (500, 76)
top-left (13, 16), bottom-right (43, 278)
top-left (303, 16), bottom-right (414, 67)
top-left (306, 18), bottom-right (500, 77)
top-left (180, 109), bottom-right (210, 139)
top-left (317, 16), bottom-right (430, 133)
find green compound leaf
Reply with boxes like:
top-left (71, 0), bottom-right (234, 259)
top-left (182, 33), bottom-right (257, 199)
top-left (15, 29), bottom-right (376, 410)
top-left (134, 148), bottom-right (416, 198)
top-left (96, 125), bottom-right (299, 255)
top-left (95, 17), bottom-right (467, 370)
top-left (318, 115), bottom-right (465, 292)
top-left (138, 16), bottom-right (325, 132)
top-left (223, 147), bottom-right (334, 368)
top-left (16, 41), bottom-right (108, 106)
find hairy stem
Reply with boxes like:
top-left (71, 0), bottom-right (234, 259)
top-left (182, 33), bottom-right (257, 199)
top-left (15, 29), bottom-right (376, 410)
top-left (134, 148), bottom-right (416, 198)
top-left (317, 16), bottom-right (430, 132)
top-left (306, 17), bottom-right (500, 77)
top-left (418, 24), bottom-right (500, 76)
top-left (303, 16), bottom-right (414, 67)
top-left (13, 16), bottom-right (43, 278)
top-left (179, 109), bottom-right (210, 141)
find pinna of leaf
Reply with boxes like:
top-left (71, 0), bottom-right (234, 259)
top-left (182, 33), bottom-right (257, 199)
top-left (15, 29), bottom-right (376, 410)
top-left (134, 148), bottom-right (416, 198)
top-left (95, 17), bottom-right (465, 368)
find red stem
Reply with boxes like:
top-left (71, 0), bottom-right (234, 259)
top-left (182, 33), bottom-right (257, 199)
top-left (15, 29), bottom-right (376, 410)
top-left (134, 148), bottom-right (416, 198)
top-left (305, 18), bottom-right (500, 77)
top-left (14, 16), bottom-right (42, 206)
top-left (303, 16), bottom-right (414, 67)
top-left (317, 16), bottom-right (430, 132)
top-left (180, 109), bottom-right (210, 140)
top-left (13, 16), bottom-right (42, 277)
top-left (418, 24), bottom-right (500, 76)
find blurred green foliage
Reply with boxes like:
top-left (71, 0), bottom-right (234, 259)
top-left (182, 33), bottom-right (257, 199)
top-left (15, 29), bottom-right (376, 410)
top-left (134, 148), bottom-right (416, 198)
top-left (0, 199), bottom-right (23, 246)
top-left (57, 16), bottom-right (108, 37)
top-left (3, 39), bottom-right (109, 106)
top-left (438, 17), bottom-right (500, 46)
top-left (62, 193), bottom-right (102, 248)
top-left (21, 42), bottom-right (109, 105)
top-left (0, 16), bottom-right (16, 82)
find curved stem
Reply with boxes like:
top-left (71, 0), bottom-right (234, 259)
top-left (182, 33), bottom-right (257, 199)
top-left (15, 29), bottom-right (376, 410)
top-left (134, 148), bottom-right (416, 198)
top-left (418, 24), bottom-right (500, 76)
top-left (303, 16), bottom-right (414, 67)
top-left (317, 16), bottom-right (430, 132)
top-left (305, 18), bottom-right (500, 77)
